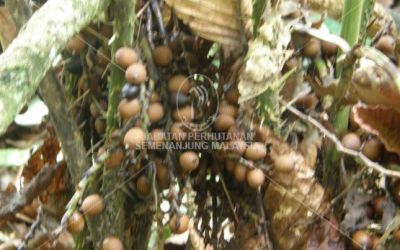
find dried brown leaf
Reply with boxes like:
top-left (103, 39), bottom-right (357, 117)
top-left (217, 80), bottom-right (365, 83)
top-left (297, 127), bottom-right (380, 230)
top-left (352, 104), bottom-right (400, 155)
top-left (0, 7), bottom-right (17, 48)
top-left (226, 222), bottom-right (265, 250)
top-left (22, 126), bottom-right (66, 196)
top-left (351, 52), bottom-right (400, 112)
top-left (262, 127), bottom-right (328, 250)
top-left (164, 0), bottom-right (252, 48)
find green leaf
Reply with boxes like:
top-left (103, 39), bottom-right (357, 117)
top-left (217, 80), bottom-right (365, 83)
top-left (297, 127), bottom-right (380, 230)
top-left (252, 0), bottom-right (267, 38)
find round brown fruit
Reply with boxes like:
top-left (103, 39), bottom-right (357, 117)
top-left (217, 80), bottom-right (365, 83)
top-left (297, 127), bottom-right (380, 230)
top-left (247, 169), bottom-right (265, 189)
top-left (253, 125), bottom-right (269, 143)
top-left (228, 140), bottom-right (247, 156)
top-left (136, 175), bottom-right (151, 195)
top-left (295, 93), bottom-right (318, 110)
top-left (244, 142), bottom-right (267, 161)
top-left (81, 194), bottom-right (105, 217)
top-left (151, 92), bottom-right (161, 103)
top-left (375, 35), bottom-right (395, 55)
top-left (147, 102), bottom-right (165, 123)
top-left (228, 126), bottom-right (245, 141)
top-left (172, 105), bottom-right (194, 122)
top-left (394, 230), bottom-right (400, 243)
top-left (94, 118), bottom-right (106, 134)
top-left (115, 47), bottom-right (138, 69)
top-left (171, 122), bottom-right (187, 141)
top-left (67, 211), bottom-right (85, 234)
top-left (90, 103), bottom-right (101, 118)
top-left (153, 45), bottom-right (173, 66)
top-left (66, 35), bottom-right (85, 54)
top-left (124, 127), bottom-right (146, 149)
top-left (341, 133), bottom-right (361, 151)
top-left (179, 151), bottom-right (199, 172)
top-left (225, 87), bottom-right (240, 105)
top-left (274, 153), bottom-right (296, 172)
top-left (105, 148), bottom-right (125, 169)
top-left (302, 38), bottom-right (321, 58)
top-left (168, 75), bottom-right (190, 94)
top-left (225, 160), bottom-right (235, 173)
top-left (102, 236), bottom-right (123, 250)
top-left (285, 57), bottom-right (299, 70)
top-left (234, 163), bottom-right (247, 182)
top-left (214, 114), bottom-right (235, 132)
top-left (125, 63), bottom-right (147, 85)
top-left (371, 234), bottom-right (380, 249)
top-left (156, 161), bottom-right (169, 182)
top-left (169, 214), bottom-right (190, 234)
top-left (372, 196), bottom-right (386, 218)
top-left (321, 40), bottom-right (338, 56)
top-left (352, 230), bottom-right (372, 250)
top-left (219, 103), bottom-right (238, 118)
top-left (362, 138), bottom-right (382, 161)
top-left (118, 98), bottom-right (141, 120)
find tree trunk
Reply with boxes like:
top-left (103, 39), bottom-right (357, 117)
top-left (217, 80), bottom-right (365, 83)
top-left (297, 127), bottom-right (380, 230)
top-left (0, 0), bottom-right (111, 135)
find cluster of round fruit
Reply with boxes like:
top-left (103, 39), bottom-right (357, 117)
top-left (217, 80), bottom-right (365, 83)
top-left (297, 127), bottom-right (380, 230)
top-left (348, 180), bottom-right (400, 249)
top-left (291, 31), bottom-right (396, 61)
top-left (115, 46), bottom-right (169, 149)
top-left (67, 194), bottom-right (104, 234)
top-left (340, 115), bottom-right (400, 249)
top-left (222, 134), bottom-right (267, 189)
top-left (291, 32), bottom-right (339, 59)
top-left (114, 44), bottom-right (196, 234)
top-left (66, 193), bottom-right (125, 250)
top-left (210, 84), bottom-right (268, 189)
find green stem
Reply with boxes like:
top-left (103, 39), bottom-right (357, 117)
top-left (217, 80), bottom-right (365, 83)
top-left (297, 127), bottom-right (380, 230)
top-left (252, 0), bottom-right (267, 38)
top-left (100, 0), bottom-right (136, 248)
top-left (323, 0), bottom-right (374, 193)
top-left (105, 0), bottom-right (136, 135)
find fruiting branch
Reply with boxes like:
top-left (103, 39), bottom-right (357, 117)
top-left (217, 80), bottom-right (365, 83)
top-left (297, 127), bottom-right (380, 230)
top-left (283, 101), bottom-right (400, 178)
top-left (53, 153), bottom-right (107, 237)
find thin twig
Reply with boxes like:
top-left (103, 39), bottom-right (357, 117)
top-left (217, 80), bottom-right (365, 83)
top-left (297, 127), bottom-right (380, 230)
top-left (219, 174), bottom-right (239, 224)
top-left (150, 0), bottom-right (167, 41)
top-left (0, 164), bottom-right (59, 220)
top-left (53, 153), bottom-right (107, 238)
top-left (283, 101), bottom-right (400, 178)
top-left (18, 205), bottom-right (43, 250)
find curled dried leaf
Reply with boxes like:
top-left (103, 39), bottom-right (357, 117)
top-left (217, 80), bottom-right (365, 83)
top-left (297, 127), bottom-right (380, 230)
top-left (23, 127), bottom-right (66, 195)
top-left (351, 49), bottom-right (400, 112)
top-left (352, 104), bottom-right (400, 155)
top-left (164, 0), bottom-right (252, 48)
